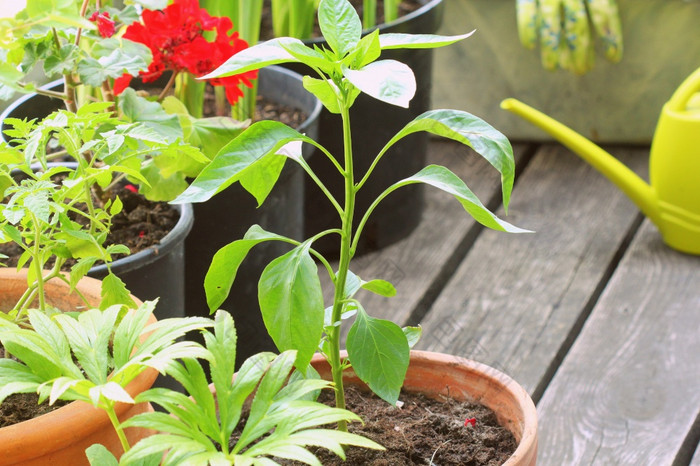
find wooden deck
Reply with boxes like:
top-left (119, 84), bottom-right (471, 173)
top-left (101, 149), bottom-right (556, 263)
top-left (341, 139), bottom-right (700, 465)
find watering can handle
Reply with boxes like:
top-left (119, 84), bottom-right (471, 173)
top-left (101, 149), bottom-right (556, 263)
top-left (668, 67), bottom-right (700, 112)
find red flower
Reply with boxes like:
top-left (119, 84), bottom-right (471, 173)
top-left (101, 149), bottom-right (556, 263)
top-left (464, 417), bottom-right (477, 427)
top-left (114, 0), bottom-right (257, 106)
top-left (89, 11), bottom-right (115, 38)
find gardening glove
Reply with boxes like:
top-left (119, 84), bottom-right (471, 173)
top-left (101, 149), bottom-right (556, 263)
top-left (585, 0), bottom-right (623, 63)
top-left (516, 0), bottom-right (623, 74)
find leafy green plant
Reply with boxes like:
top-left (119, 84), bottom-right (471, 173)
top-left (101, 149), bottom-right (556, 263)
top-left (0, 102), bottom-right (212, 317)
top-left (0, 0), bottom-right (151, 112)
top-left (515, 0), bottom-right (623, 74)
top-left (173, 0), bottom-right (527, 431)
top-left (0, 300), bottom-right (213, 452)
top-left (85, 310), bottom-right (381, 465)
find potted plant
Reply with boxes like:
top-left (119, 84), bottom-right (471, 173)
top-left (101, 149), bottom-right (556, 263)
top-left (171, 0), bottom-right (537, 462)
top-left (75, 310), bottom-right (385, 465)
top-left (0, 268), bottom-right (213, 465)
top-left (434, 0), bottom-right (700, 143)
top-left (0, 104), bottom-right (196, 320)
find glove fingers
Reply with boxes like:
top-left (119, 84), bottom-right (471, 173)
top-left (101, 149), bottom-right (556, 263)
top-left (516, 0), bottom-right (539, 49)
top-left (538, 0), bottom-right (564, 70)
top-left (585, 0), bottom-right (623, 62)
top-left (562, 0), bottom-right (593, 74)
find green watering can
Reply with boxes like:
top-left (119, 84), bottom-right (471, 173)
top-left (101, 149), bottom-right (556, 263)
top-left (501, 67), bottom-right (700, 255)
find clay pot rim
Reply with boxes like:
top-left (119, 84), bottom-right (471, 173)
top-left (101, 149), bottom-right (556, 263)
top-left (311, 349), bottom-right (538, 466)
top-left (0, 269), bottom-right (158, 453)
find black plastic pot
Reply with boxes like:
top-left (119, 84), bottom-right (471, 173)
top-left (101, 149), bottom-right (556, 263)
top-left (2, 92), bottom-right (194, 323)
top-left (294, 0), bottom-right (445, 256)
top-left (88, 203), bottom-right (193, 321)
top-left (183, 66), bottom-right (322, 365)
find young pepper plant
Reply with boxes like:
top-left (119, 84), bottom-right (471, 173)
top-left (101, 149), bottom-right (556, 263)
top-left (173, 0), bottom-right (528, 430)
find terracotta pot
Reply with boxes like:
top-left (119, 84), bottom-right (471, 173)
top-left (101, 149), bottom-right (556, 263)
top-left (311, 350), bottom-right (538, 465)
top-left (0, 268), bottom-right (158, 466)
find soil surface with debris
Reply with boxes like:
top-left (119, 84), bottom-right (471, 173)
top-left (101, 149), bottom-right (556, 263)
top-left (264, 385), bottom-right (517, 465)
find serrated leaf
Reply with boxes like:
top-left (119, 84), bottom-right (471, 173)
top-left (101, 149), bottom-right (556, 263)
top-left (258, 242), bottom-right (324, 371)
top-left (85, 444), bottom-right (119, 466)
top-left (100, 272), bottom-right (137, 310)
top-left (346, 305), bottom-right (409, 404)
top-left (343, 60), bottom-right (416, 108)
top-left (118, 88), bottom-right (183, 143)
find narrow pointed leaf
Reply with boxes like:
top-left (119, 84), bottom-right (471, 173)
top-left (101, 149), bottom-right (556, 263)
top-left (258, 242), bottom-right (324, 370)
top-left (343, 60), bottom-right (416, 108)
top-left (172, 121), bottom-right (314, 205)
top-left (381, 109), bottom-right (515, 209)
top-left (379, 31), bottom-right (475, 49)
top-left (394, 165), bottom-right (529, 233)
top-left (346, 306), bottom-right (409, 405)
top-left (200, 38), bottom-right (303, 79)
top-left (204, 225), bottom-right (291, 313)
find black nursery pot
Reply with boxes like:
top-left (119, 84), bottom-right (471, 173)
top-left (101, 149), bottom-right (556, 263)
top-left (184, 66), bottom-right (322, 365)
top-left (294, 0), bottom-right (445, 256)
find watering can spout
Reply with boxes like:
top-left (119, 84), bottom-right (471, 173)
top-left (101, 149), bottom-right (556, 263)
top-left (500, 98), bottom-right (660, 227)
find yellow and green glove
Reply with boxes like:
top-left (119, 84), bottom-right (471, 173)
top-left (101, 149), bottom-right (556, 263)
top-left (516, 0), bottom-right (623, 74)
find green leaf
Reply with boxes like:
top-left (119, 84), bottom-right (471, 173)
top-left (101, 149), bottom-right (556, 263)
top-left (85, 444), bottom-right (119, 466)
top-left (361, 279), bottom-right (397, 297)
top-left (346, 305), bottom-right (409, 405)
top-left (318, 0), bottom-right (362, 56)
top-left (379, 31), bottom-right (475, 50)
top-left (396, 165), bottom-right (529, 233)
top-left (100, 272), bottom-right (137, 310)
top-left (403, 326), bottom-right (422, 348)
top-left (201, 37), bottom-right (303, 79)
top-left (381, 109), bottom-right (516, 209)
top-left (303, 76), bottom-right (340, 114)
top-left (43, 44), bottom-right (79, 76)
top-left (258, 242), bottom-right (324, 371)
top-left (77, 49), bottom-right (148, 86)
top-left (204, 225), bottom-right (291, 313)
top-left (342, 60), bottom-right (416, 108)
top-left (347, 29), bottom-right (381, 68)
top-left (172, 121), bottom-right (313, 205)
top-left (118, 88), bottom-right (183, 143)
top-left (280, 40), bottom-right (334, 73)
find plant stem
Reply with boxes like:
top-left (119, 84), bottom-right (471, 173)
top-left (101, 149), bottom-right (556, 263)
top-left (106, 406), bottom-right (131, 453)
top-left (31, 215), bottom-right (46, 312)
top-left (328, 99), bottom-right (357, 433)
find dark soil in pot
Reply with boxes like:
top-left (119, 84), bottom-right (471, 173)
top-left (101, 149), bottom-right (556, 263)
top-left (0, 184), bottom-right (178, 270)
top-left (234, 386), bottom-right (517, 465)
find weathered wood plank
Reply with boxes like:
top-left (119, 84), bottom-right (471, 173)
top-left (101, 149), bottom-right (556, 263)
top-left (536, 219), bottom-right (700, 465)
top-left (415, 145), bottom-right (648, 397)
top-left (322, 140), bottom-right (530, 339)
